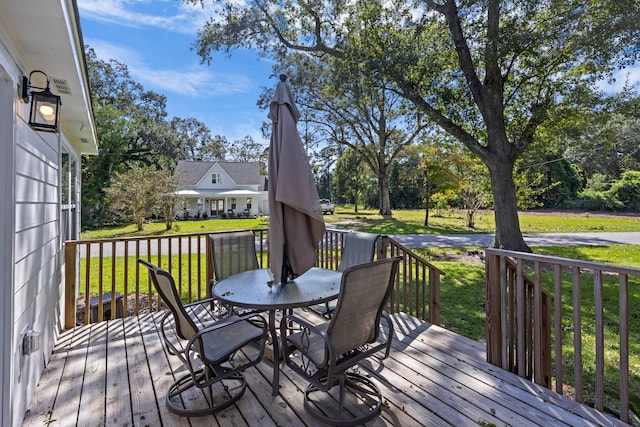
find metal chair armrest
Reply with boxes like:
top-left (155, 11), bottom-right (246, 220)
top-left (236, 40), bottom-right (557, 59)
top-left (281, 313), bottom-right (337, 375)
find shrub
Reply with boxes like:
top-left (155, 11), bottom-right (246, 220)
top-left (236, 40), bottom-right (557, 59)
top-left (609, 170), bottom-right (640, 210)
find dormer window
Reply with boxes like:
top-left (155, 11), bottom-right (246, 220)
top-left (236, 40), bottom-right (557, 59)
top-left (211, 173), bottom-right (222, 184)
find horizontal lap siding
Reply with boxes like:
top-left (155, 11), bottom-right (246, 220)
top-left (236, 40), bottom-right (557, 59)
top-left (13, 121), bottom-right (62, 427)
top-left (15, 203), bottom-right (58, 234)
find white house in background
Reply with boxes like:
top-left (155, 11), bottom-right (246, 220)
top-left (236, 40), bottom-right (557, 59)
top-left (0, 1), bottom-right (98, 425)
top-left (175, 160), bottom-right (269, 218)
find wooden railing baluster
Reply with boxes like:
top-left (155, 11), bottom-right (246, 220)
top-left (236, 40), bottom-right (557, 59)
top-left (553, 263), bottom-right (563, 394)
top-left (594, 269), bottom-right (604, 412)
top-left (573, 266), bottom-right (583, 403)
top-left (110, 241), bottom-right (116, 320)
top-left (619, 273), bottom-right (629, 424)
top-left (84, 243), bottom-right (91, 326)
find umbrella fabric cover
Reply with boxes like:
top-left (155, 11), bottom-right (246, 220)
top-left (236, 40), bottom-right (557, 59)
top-left (268, 79), bottom-right (326, 284)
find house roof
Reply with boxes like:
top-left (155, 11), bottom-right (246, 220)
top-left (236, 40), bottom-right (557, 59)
top-left (0, 0), bottom-right (98, 154)
top-left (175, 160), bottom-right (262, 186)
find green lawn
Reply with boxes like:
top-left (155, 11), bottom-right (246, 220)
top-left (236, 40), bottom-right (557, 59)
top-left (81, 208), bottom-right (640, 240)
top-left (81, 217), bottom-right (268, 239)
top-left (323, 208), bottom-right (640, 234)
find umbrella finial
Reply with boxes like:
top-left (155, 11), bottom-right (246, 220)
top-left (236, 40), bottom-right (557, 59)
top-left (279, 74), bottom-right (287, 82)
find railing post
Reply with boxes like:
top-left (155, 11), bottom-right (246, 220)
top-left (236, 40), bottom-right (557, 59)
top-left (540, 292), bottom-right (552, 388)
top-left (485, 251), bottom-right (503, 367)
top-left (64, 241), bottom-right (77, 329)
top-left (377, 236), bottom-right (387, 260)
top-left (205, 233), bottom-right (212, 299)
top-left (428, 268), bottom-right (441, 325)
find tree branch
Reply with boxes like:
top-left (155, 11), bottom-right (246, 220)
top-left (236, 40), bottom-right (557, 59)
top-left (256, 0), bottom-right (345, 59)
top-left (438, 0), bottom-right (485, 110)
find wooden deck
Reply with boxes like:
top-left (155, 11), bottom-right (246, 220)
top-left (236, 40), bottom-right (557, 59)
top-left (22, 310), bottom-right (625, 426)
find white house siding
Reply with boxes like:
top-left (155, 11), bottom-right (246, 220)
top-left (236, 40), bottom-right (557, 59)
top-left (12, 103), bottom-right (67, 427)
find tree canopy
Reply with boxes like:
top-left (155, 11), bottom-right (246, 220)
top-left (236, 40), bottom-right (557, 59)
top-left (264, 53), bottom-right (426, 215)
top-left (185, 0), bottom-right (639, 250)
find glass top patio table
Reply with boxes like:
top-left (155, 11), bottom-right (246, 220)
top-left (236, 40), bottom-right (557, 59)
top-left (212, 267), bottom-right (341, 310)
top-left (212, 267), bottom-right (342, 396)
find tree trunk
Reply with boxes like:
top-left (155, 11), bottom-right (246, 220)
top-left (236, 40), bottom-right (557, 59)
top-left (424, 198), bottom-right (430, 227)
top-left (466, 209), bottom-right (475, 228)
top-left (488, 160), bottom-right (530, 252)
top-left (378, 171), bottom-right (392, 216)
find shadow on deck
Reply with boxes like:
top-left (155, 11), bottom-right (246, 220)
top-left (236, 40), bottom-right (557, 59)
top-left (23, 311), bottom-right (623, 426)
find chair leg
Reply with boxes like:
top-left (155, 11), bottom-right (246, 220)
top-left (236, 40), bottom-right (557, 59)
top-left (303, 371), bottom-right (382, 426)
top-left (165, 368), bottom-right (247, 417)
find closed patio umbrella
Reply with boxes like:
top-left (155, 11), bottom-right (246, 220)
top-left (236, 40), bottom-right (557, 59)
top-left (268, 75), bottom-right (325, 284)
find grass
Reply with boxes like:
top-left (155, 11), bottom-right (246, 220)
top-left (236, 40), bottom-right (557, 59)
top-left (81, 208), bottom-right (640, 240)
top-left (323, 207), bottom-right (640, 234)
top-left (81, 217), bottom-right (268, 239)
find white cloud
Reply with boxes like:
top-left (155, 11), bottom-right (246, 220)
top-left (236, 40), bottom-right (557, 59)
top-left (144, 68), bottom-right (252, 97)
top-left (77, 0), bottom-right (213, 34)
top-left (86, 38), bottom-right (253, 98)
top-left (88, 38), bottom-right (142, 67)
top-left (598, 65), bottom-right (640, 93)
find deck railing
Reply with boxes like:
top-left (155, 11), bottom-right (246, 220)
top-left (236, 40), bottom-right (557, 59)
top-left (65, 228), bottom-right (443, 328)
top-left (485, 248), bottom-right (640, 424)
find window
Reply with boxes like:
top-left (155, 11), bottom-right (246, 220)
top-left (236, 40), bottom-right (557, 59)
top-left (247, 197), bottom-right (252, 209)
top-left (231, 198), bottom-right (237, 209)
top-left (61, 149), bottom-right (79, 240)
top-left (211, 173), bottom-right (222, 184)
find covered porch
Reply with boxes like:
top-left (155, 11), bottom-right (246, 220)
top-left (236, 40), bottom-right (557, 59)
top-left (175, 189), bottom-right (264, 218)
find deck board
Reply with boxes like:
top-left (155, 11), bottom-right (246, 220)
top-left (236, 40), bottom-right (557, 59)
top-left (22, 328), bottom-right (77, 426)
top-left (126, 313), bottom-right (163, 426)
top-left (105, 318), bottom-right (134, 426)
top-left (22, 311), bottom-right (626, 427)
top-left (50, 325), bottom-right (91, 426)
top-left (78, 321), bottom-right (108, 425)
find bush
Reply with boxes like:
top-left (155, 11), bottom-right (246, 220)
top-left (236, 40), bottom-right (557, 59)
top-left (570, 189), bottom-right (623, 210)
top-left (609, 170), bottom-right (640, 210)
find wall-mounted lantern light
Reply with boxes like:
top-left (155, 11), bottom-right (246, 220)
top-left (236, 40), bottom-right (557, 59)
top-left (20, 70), bottom-right (61, 133)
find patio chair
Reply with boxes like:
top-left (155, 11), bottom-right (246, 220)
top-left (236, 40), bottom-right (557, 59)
top-left (281, 257), bottom-right (401, 426)
top-left (209, 231), bottom-right (260, 281)
top-left (315, 231), bottom-right (381, 318)
top-left (208, 231), bottom-right (260, 314)
top-left (138, 259), bottom-right (267, 417)
top-left (337, 231), bottom-right (381, 272)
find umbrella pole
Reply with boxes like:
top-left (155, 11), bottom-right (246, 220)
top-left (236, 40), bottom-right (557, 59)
top-left (281, 247), bottom-right (290, 285)
top-left (280, 204), bottom-right (291, 285)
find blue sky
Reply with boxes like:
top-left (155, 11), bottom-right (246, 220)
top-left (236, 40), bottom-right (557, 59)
top-left (77, 0), bottom-right (275, 144)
